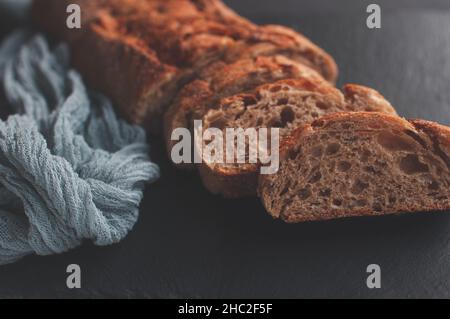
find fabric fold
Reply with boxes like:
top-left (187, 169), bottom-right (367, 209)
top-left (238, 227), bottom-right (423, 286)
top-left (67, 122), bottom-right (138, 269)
top-left (0, 31), bottom-right (159, 265)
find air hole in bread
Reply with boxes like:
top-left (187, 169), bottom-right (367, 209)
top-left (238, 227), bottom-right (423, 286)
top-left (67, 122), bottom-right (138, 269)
top-left (332, 199), bottom-right (343, 207)
top-left (351, 179), bottom-right (369, 195)
top-left (399, 154), bottom-right (429, 174)
top-left (269, 85), bottom-right (283, 93)
top-left (298, 188), bottom-right (312, 200)
top-left (377, 131), bottom-right (415, 151)
top-left (316, 101), bottom-right (330, 110)
top-left (428, 181), bottom-right (439, 191)
top-left (388, 195), bottom-right (397, 204)
top-left (311, 146), bottom-right (323, 158)
top-left (308, 168), bottom-right (322, 183)
top-left (183, 32), bottom-right (194, 40)
top-left (365, 166), bottom-right (377, 174)
top-left (288, 149), bottom-right (299, 160)
top-left (338, 161), bottom-right (351, 172)
top-left (326, 143), bottom-right (340, 156)
top-left (280, 185), bottom-right (290, 196)
top-left (320, 188), bottom-right (331, 197)
top-left (373, 203), bottom-right (383, 212)
top-left (243, 95), bottom-right (257, 107)
top-left (156, 4), bottom-right (168, 13)
top-left (277, 98), bottom-right (289, 106)
top-left (280, 106), bottom-right (295, 125)
top-left (280, 64), bottom-right (295, 74)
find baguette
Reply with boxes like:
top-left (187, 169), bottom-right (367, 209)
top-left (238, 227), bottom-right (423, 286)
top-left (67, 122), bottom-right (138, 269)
top-left (258, 112), bottom-right (450, 222)
top-left (31, 0), bottom-right (448, 223)
top-left (196, 81), bottom-right (397, 198)
top-left (32, 0), bottom-right (338, 133)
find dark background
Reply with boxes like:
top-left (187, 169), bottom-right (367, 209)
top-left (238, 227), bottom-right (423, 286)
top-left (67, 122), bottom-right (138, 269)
top-left (1, 0), bottom-right (450, 299)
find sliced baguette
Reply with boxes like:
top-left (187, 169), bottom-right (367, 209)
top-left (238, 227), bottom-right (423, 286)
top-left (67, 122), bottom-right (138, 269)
top-left (196, 81), bottom-right (397, 198)
top-left (258, 112), bottom-right (450, 222)
top-left (32, 0), bottom-right (338, 133)
top-left (164, 55), bottom-right (325, 168)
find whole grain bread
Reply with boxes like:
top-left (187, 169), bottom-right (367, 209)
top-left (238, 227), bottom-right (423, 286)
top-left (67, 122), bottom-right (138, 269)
top-left (258, 112), bottom-right (450, 222)
top-left (196, 82), bottom-right (397, 198)
top-left (32, 0), bottom-right (338, 133)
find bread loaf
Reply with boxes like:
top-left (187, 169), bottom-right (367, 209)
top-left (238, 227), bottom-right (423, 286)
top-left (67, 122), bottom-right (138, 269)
top-left (195, 81), bottom-right (397, 197)
top-left (32, 0), bottom-right (338, 133)
top-left (31, 0), bottom-right (449, 222)
top-left (258, 112), bottom-right (450, 222)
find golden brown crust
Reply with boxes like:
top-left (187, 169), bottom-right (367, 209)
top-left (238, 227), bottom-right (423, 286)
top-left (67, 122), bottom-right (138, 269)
top-left (409, 119), bottom-right (450, 169)
top-left (70, 12), bottom-right (179, 126)
top-left (342, 84), bottom-right (397, 115)
top-left (248, 25), bottom-right (338, 83)
top-left (410, 119), bottom-right (450, 148)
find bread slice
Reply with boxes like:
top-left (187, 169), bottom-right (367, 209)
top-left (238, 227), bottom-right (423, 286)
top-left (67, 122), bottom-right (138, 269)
top-left (32, 0), bottom-right (338, 133)
top-left (196, 81), bottom-right (397, 198)
top-left (164, 55), bottom-right (325, 168)
top-left (258, 112), bottom-right (450, 222)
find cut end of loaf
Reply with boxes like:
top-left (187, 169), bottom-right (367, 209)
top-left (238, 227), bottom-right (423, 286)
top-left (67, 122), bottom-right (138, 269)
top-left (197, 81), bottom-right (399, 198)
top-left (164, 56), bottom-right (325, 169)
top-left (259, 112), bottom-right (450, 222)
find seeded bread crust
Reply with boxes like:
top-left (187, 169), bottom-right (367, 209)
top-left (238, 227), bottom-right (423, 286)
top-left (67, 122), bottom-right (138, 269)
top-left (32, 0), bottom-right (338, 133)
top-left (258, 112), bottom-right (450, 222)
top-left (197, 82), bottom-right (397, 198)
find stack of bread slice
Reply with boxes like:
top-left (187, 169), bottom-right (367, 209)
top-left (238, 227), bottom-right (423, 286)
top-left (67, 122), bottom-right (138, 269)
top-left (33, 0), bottom-right (450, 222)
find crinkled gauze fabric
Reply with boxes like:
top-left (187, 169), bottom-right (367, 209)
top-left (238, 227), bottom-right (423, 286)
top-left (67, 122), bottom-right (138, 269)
top-left (0, 31), bottom-right (160, 265)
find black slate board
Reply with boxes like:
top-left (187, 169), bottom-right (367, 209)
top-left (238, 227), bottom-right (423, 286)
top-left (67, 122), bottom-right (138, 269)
top-left (1, 0), bottom-right (450, 299)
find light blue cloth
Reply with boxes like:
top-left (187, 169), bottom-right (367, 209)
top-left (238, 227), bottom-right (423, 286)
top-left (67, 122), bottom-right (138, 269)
top-left (0, 30), bottom-right (160, 265)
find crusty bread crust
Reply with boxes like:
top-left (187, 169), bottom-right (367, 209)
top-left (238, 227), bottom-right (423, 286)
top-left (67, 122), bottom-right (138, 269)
top-left (248, 25), bottom-right (338, 83)
top-left (32, 0), bottom-right (338, 133)
top-left (258, 112), bottom-right (450, 222)
top-left (70, 12), bottom-right (179, 127)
